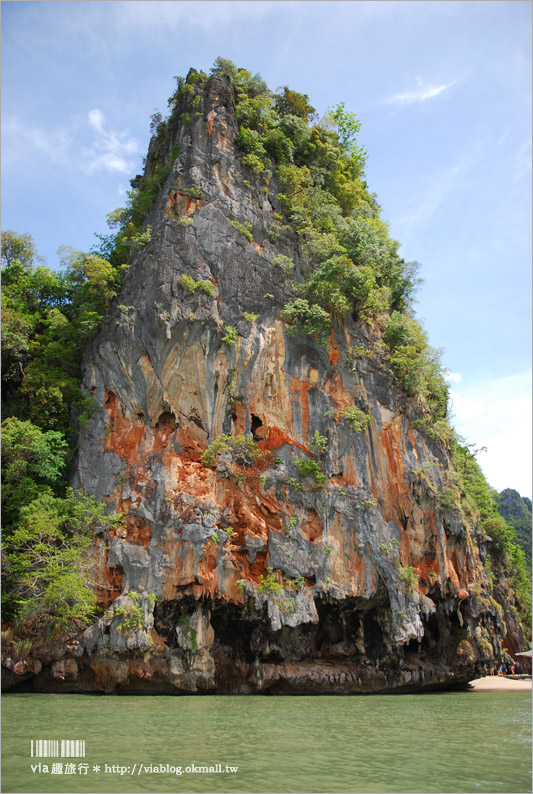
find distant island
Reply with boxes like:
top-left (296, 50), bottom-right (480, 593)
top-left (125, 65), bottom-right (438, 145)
top-left (497, 489), bottom-right (532, 565)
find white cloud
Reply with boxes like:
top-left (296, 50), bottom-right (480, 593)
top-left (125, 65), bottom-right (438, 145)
top-left (82, 109), bottom-right (138, 174)
top-left (88, 108), bottom-right (105, 134)
top-left (385, 79), bottom-right (456, 106)
top-left (449, 371), bottom-right (532, 498)
top-left (113, 0), bottom-right (281, 32)
top-left (444, 370), bottom-right (462, 384)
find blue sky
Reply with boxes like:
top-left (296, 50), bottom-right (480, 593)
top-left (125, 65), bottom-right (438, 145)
top-left (2, 0), bottom-right (531, 496)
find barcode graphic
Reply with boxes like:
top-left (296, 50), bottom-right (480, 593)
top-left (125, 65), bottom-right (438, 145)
top-left (31, 740), bottom-right (85, 758)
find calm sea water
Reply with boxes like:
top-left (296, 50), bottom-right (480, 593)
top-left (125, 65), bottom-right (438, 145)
top-left (1, 690), bottom-right (531, 793)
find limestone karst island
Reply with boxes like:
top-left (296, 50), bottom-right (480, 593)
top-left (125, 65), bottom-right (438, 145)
top-left (2, 59), bottom-right (531, 695)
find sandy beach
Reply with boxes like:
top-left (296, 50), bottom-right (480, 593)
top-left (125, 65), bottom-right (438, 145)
top-left (467, 675), bottom-right (532, 691)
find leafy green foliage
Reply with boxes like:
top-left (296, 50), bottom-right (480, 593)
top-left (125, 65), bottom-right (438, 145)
top-left (452, 439), bottom-right (531, 635)
top-left (287, 515), bottom-right (298, 531)
top-left (114, 603), bottom-right (145, 636)
top-left (231, 220), bottom-right (254, 242)
top-left (398, 566), bottom-right (418, 594)
top-left (1, 233), bottom-right (124, 439)
top-left (310, 430), bottom-right (328, 453)
top-left (221, 325), bottom-right (239, 345)
top-left (273, 87), bottom-right (316, 121)
top-left (271, 254), bottom-right (294, 275)
top-left (179, 274), bottom-right (197, 292)
top-left (280, 299), bottom-right (330, 344)
top-left (1, 232), bottom-right (126, 628)
top-left (179, 273), bottom-right (216, 297)
top-left (1, 230), bottom-right (45, 270)
top-left (197, 281), bottom-right (215, 296)
top-left (112, 592), bottom-right (155, 637)
top-left (242, 153), bottom-right (266, 173)
top-left (285, 576), bottom-right (305, 592)
top-left (341, 405), bottom-right (371, 433)
top-left (201, 434), bottom-right (269, 468)
top-left (1, 417), bottom-right (68, 526)
top-left (3, 489), bottom-right (122, 630)
top-left (327, 102), bottom-right (367, 172)
top-left (383, 312), bottom-right (449, 432)
top-left (293, 458), bottom-right (327, 486)
top-left (257, 567), bottom-right (284, 595)
top-left (223, 526), bottom-right (236, 539)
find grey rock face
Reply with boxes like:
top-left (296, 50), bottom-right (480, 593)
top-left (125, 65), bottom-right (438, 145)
top-left (108, 540), bottom-right (151, 592)
top-left (244, 534), bottom-right (267, 564)
top-left (42, 70), bottom-right (508, 695)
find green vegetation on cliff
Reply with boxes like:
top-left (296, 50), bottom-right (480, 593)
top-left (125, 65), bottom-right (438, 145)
top-left (2, 58), bottom-right (530, 647)
top-left (103, 57), bottom-right (441, 441)
top-left (451, 441), bottom-right (531, 637)
top-left (209, 57), bottom-right (447, 439)
top-left (1, 231), bottom-right (124, 631)
top-left (1, 231), bottom-right (124, 440)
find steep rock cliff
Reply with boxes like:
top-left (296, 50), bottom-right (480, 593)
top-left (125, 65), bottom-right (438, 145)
top-left (15, 70), bottom-right (507, 694)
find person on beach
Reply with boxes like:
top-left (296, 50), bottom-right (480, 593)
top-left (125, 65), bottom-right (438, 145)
top-left (499, 662), bottom-right (507, 675)
top-left (515, 661), bottom-right (522, 675)
top-left (509, 663), bottom-right (516, 675)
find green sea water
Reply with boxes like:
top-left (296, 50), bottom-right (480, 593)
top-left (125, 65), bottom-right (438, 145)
top-left (1, 690), bottom-right (531, 793)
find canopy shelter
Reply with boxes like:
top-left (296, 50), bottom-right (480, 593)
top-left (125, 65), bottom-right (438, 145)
top-left (514, 650), bottom-right (532, 673)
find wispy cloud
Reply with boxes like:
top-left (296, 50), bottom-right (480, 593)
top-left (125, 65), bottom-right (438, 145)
top-left (444, 370), bottom-right (462, 385)
top-left (3, 110), bottom-right (138, 177)
top-left (88, 109), bottom-right (105, 134)
top-left (82, 109), bottom-right (138, 174)
top-left (394, 157), bottom-right (468, 241)
top-left (2, 116), bottom-right (73, 167)
top-left (385, 79), bottom-right (456, 106)
top-left (449, 371), bottom-right (532, 497)
top-left (512, 136), bottom-right (532, 181)
top-left (114, 0), bottom-right (281, 33)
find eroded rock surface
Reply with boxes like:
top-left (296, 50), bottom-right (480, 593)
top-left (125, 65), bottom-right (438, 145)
top-left (3, 72), bottom-right (507, 694)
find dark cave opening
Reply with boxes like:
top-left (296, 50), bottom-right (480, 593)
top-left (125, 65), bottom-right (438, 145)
top-left (422, 612), bottom-right (441, 649)
top-left (156, 411), bottom-right (177, 428)
top-left (363, 613), bottom-right (386, 659)
top-left (250, 414), bottom-right (264, 441)
top-left (404, 638), bottom-right (420, 656)
top-left (210, 602), bottom-right (260, 663)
